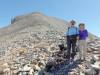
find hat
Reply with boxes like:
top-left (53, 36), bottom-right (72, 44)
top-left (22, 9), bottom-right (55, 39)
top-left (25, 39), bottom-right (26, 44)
top-left (70, 20), bottom-right (76, 23)
top-left (79, 23), bottom-right (85, 26)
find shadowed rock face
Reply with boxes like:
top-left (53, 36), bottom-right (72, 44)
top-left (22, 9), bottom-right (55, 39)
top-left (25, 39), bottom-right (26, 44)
top-left (0, 12), bottom-right (100, 75)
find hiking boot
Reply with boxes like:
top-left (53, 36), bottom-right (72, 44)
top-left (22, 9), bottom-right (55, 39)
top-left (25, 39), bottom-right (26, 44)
top-left (79, 58), bottom-right (86, 62)
top-left (71, 53), bottom-right (76, 59)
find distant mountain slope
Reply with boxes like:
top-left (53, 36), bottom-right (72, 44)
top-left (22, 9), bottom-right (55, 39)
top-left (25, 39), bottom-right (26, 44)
top-left (0, 12), bottom-right (98, 41)
top-left (0, 12), bottom-right (67, 37)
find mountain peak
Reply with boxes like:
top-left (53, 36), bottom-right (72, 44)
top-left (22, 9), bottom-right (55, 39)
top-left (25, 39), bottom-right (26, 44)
top-left (11, 12), bottom-right (46, 24)
top-left (31, 12), bottom-right (45, 16)
top-left (0, 12), bottom-right (67, 37)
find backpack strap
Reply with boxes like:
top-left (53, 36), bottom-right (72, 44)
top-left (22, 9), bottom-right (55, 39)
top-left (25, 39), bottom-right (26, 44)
top-left (75, 27), bottom-right (78, 35)
top-left (67, 27), bottom-right (70, 35)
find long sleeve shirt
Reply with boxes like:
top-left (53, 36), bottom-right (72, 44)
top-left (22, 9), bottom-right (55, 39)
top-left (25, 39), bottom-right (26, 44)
top-left (79, 29), bottom-right (88, 40)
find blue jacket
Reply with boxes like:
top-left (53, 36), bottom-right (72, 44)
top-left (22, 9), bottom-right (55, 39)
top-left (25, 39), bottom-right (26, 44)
top-left (65, 27), bottom-right (79, 36)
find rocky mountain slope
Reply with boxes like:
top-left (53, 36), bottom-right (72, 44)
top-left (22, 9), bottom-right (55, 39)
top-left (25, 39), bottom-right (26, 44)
top-left (0, 12), bottom-right (66, 37)
top-left (0, 12), bottom-right (100, 75)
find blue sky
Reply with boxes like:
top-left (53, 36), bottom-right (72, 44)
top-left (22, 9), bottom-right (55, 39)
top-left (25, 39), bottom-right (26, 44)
top-left (0, 0), bottom-right (100, 37)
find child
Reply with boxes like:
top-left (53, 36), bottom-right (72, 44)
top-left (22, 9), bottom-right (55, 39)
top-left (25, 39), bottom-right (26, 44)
top-left (78, 23), bottom-right (88, 61)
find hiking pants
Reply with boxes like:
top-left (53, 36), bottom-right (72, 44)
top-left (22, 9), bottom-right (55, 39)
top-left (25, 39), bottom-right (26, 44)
top-left (67, 37), bottom-right (77, 59)
top-left (79, 40), bottom-right (87, 59)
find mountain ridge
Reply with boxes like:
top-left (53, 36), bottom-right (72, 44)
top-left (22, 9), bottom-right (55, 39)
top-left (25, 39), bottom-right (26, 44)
top-left (0, 12), bottom-right (67, 38)
top-left (0, 12), bottom-right (99, 40)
